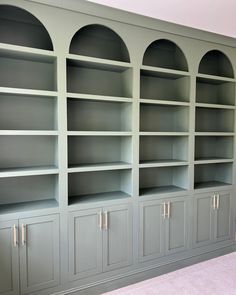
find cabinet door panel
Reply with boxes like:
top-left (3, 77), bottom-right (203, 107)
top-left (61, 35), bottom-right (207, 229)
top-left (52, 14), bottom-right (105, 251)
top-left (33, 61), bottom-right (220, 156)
top-left (19, 215), bottom-right (60, 294)
top-left (103, 204), bottom-right (132, 272)
top-left (0, 220), bottom-right (19, 295)
top-left (69, 208), bottom-right (103, 280)
top-left (165, 197), bottom-right (188, 255)
top-left (139, 201), bottom-right (165, 262)
top-left (215, 192), bottom-right (232, 242)
top-left (193, 194), bottom-right (214, 248)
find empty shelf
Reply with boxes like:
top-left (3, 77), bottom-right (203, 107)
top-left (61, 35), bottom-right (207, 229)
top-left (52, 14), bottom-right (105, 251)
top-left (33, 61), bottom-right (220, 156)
top-left (194, 181), bottom-right (231, 190)
top-left (69, 191), bottom-right (131, 205)
top-left (0, 199), bottom-right (58, 214)
top-left (140, 185), bottom-right (186, 196)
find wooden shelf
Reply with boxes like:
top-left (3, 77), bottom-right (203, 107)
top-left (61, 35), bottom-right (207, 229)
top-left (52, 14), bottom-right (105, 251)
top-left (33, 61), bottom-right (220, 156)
top-left (67, 54), bottom-right (131, 72)
top-left (194, 158), bottom-right (233, 165)
top-left (195, 132), bottom-right (234, 136)
top-left (0, 87), bottom-right (58, 97)
top-left (0, 130), bottom-right (58, 136)
top-left (67, 54), bottom-right (132, 70)
top-left (140, 99), bottom-right (190, 106)
top-left (195, 102), bottom-right (235, 109)
top-left (67, 93), bottom-right (132, 103)
top-left (140, 132), bottom-right (190, 136)
top-left (0, 44), bottom-right (56, 63)
top-left (0, 166), bottom-right (59, 178)
top-left (140, 160), bottom-right (188, 168)
top-left (68, 131), bottom-right (132, 136)
top-left (141, 65), bottom-right (189, 78)
top-left (68, 162), bottom-right (132, 173)
top-left (197, 73), bottom-right (235, 84)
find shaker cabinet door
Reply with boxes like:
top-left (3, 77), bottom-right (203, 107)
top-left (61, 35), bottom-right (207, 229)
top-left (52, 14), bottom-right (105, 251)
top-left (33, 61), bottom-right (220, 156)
top-left (193, 193), bottom-right (214, 248)
top-left (214, 192), bottom-right (232, 242)
top-left (165, 197), bottom-right (188, 255)
top-left (0, 220), bottom-right (19, 295)
top-left (68, 208), bottom-right (103, 280)
top-left (139, 200), bottom-right (165, 262)
top-left (103, 204), bottom-right (132, 272)
top-left (19, 214), bottom-right (60, 294)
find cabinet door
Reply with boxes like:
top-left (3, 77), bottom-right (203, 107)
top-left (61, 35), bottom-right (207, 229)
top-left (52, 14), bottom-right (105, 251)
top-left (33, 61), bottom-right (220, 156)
top-left (193, 193), bottom-right (214, 248)
top-left (165, 197), bottom-right (188, 255)
top-left (19, 215), bottom-right (60, 294)
top-left (103, 204), bottom-right (132, 272)
top-left (0, 220), bottom-right (19, 295)
top-left (214, 192), bottom-right (232, 242)
top-left (68, 208), bottom-right (103, 280)
top-left (139, 200), bottom-right (165, 262)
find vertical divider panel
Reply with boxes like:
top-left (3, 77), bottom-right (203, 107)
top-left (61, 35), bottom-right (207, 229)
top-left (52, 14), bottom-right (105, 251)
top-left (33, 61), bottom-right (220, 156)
top-left (55, 39), bottom-right (69, 286)
top-left (189, 75), bottom-right (196, 190)
top-left (57, 54), bottom-right (68, 208)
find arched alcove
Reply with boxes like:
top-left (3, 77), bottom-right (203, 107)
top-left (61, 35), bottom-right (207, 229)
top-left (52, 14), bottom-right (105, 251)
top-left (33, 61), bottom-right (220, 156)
top-left (69, 24), bottom-right (130, 62)
top-left (0, 5), bottom-right (53, 50)
top-left (143, 39), bottom-right (188, 71)
top-left (198, 50), bottom-right (234, 78)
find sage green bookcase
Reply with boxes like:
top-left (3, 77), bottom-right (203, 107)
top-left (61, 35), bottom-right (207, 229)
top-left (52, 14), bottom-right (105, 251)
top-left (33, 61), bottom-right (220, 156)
top-left (0, 1), bottom-right (235, 295)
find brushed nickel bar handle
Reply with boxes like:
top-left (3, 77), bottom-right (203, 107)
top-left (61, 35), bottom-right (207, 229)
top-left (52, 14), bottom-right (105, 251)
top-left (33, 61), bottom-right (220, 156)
top-left (216, 194), bottom-right (220, 210)
top-left (212, 195), bottom-right (216, 210)
top-left (162, 202), bottom-right (166, 219)
top-left (104, 211), bottom-right (108, 230)
top-left (13, 224), bottom-right (17, 247)
top-left (98, 211), bottom-right (103, 230)
top-left (167, 201), bottom-right (171, 219)
top-left (21, 224), bottom-right (26, 246)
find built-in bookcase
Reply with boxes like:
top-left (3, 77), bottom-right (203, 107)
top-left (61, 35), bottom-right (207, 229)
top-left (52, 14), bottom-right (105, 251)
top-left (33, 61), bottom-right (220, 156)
top-left (0, 6), bottom-right (58, 213)
top-left (139, 39), bottom-right (190, 195)
top-left (0, 4), bottom-right (235, 213)
top-left (194, 50), bottom-right (235, 189)
top-left (67, 24), bottom-right (133, 205)
top-left (1, 3), bottom-right (236, 295)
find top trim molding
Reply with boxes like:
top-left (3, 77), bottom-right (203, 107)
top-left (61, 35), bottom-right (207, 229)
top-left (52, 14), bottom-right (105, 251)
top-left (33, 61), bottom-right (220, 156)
top-left (12, 0), bottom-right (236, 48)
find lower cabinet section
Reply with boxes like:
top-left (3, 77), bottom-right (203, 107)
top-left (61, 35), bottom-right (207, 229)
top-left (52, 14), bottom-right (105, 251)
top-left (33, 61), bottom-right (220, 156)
top-left (193, 191), bottom-right (232, 248)
top-left (69, 204), bottom-right (133, 281)
top-left (0, 192), bottom-right (233, 295)
top-left (0, 214), bottom-right (60, 295)
top-left (139, 196), bottom-right (188, 262)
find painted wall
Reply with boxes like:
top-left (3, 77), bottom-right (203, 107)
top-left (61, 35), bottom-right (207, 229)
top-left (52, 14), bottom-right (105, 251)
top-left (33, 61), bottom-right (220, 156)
top-left (87, 0), bottom-right (236, 38)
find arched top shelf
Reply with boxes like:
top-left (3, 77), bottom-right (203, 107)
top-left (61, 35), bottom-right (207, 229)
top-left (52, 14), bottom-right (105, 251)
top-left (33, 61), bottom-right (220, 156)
top-left (142, 39), bottom-right (188, 71)
top-left (0, 5), bottom-right (53, 50)
top-left (198, 50), bottom-right (234, 78)
top-left (69, 24), bottom-right (130, 62)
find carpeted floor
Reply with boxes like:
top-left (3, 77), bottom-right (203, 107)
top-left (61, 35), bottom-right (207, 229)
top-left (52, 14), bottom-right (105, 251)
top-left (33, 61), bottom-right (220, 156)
top-left (104, 252), bottom-right (236, 294)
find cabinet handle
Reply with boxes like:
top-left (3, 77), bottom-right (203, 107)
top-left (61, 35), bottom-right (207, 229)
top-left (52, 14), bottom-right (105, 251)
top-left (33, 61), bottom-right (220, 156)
top-left (21, 224), bottom-right (26, 246)
top-left (212, 195), bottom-right (216, 210)
top-left (98, 211), bottom-right (103, 230)
top-left (167, 202), bottom-right (171, 219)
top-left (162, 202), bottom-right (166, 219)
top-left (216, 194), bottom-right (220, 210)
top-left (104, 211), bottom-right (108, 230)
top-left (13, 224), bottom-right (17, 247)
